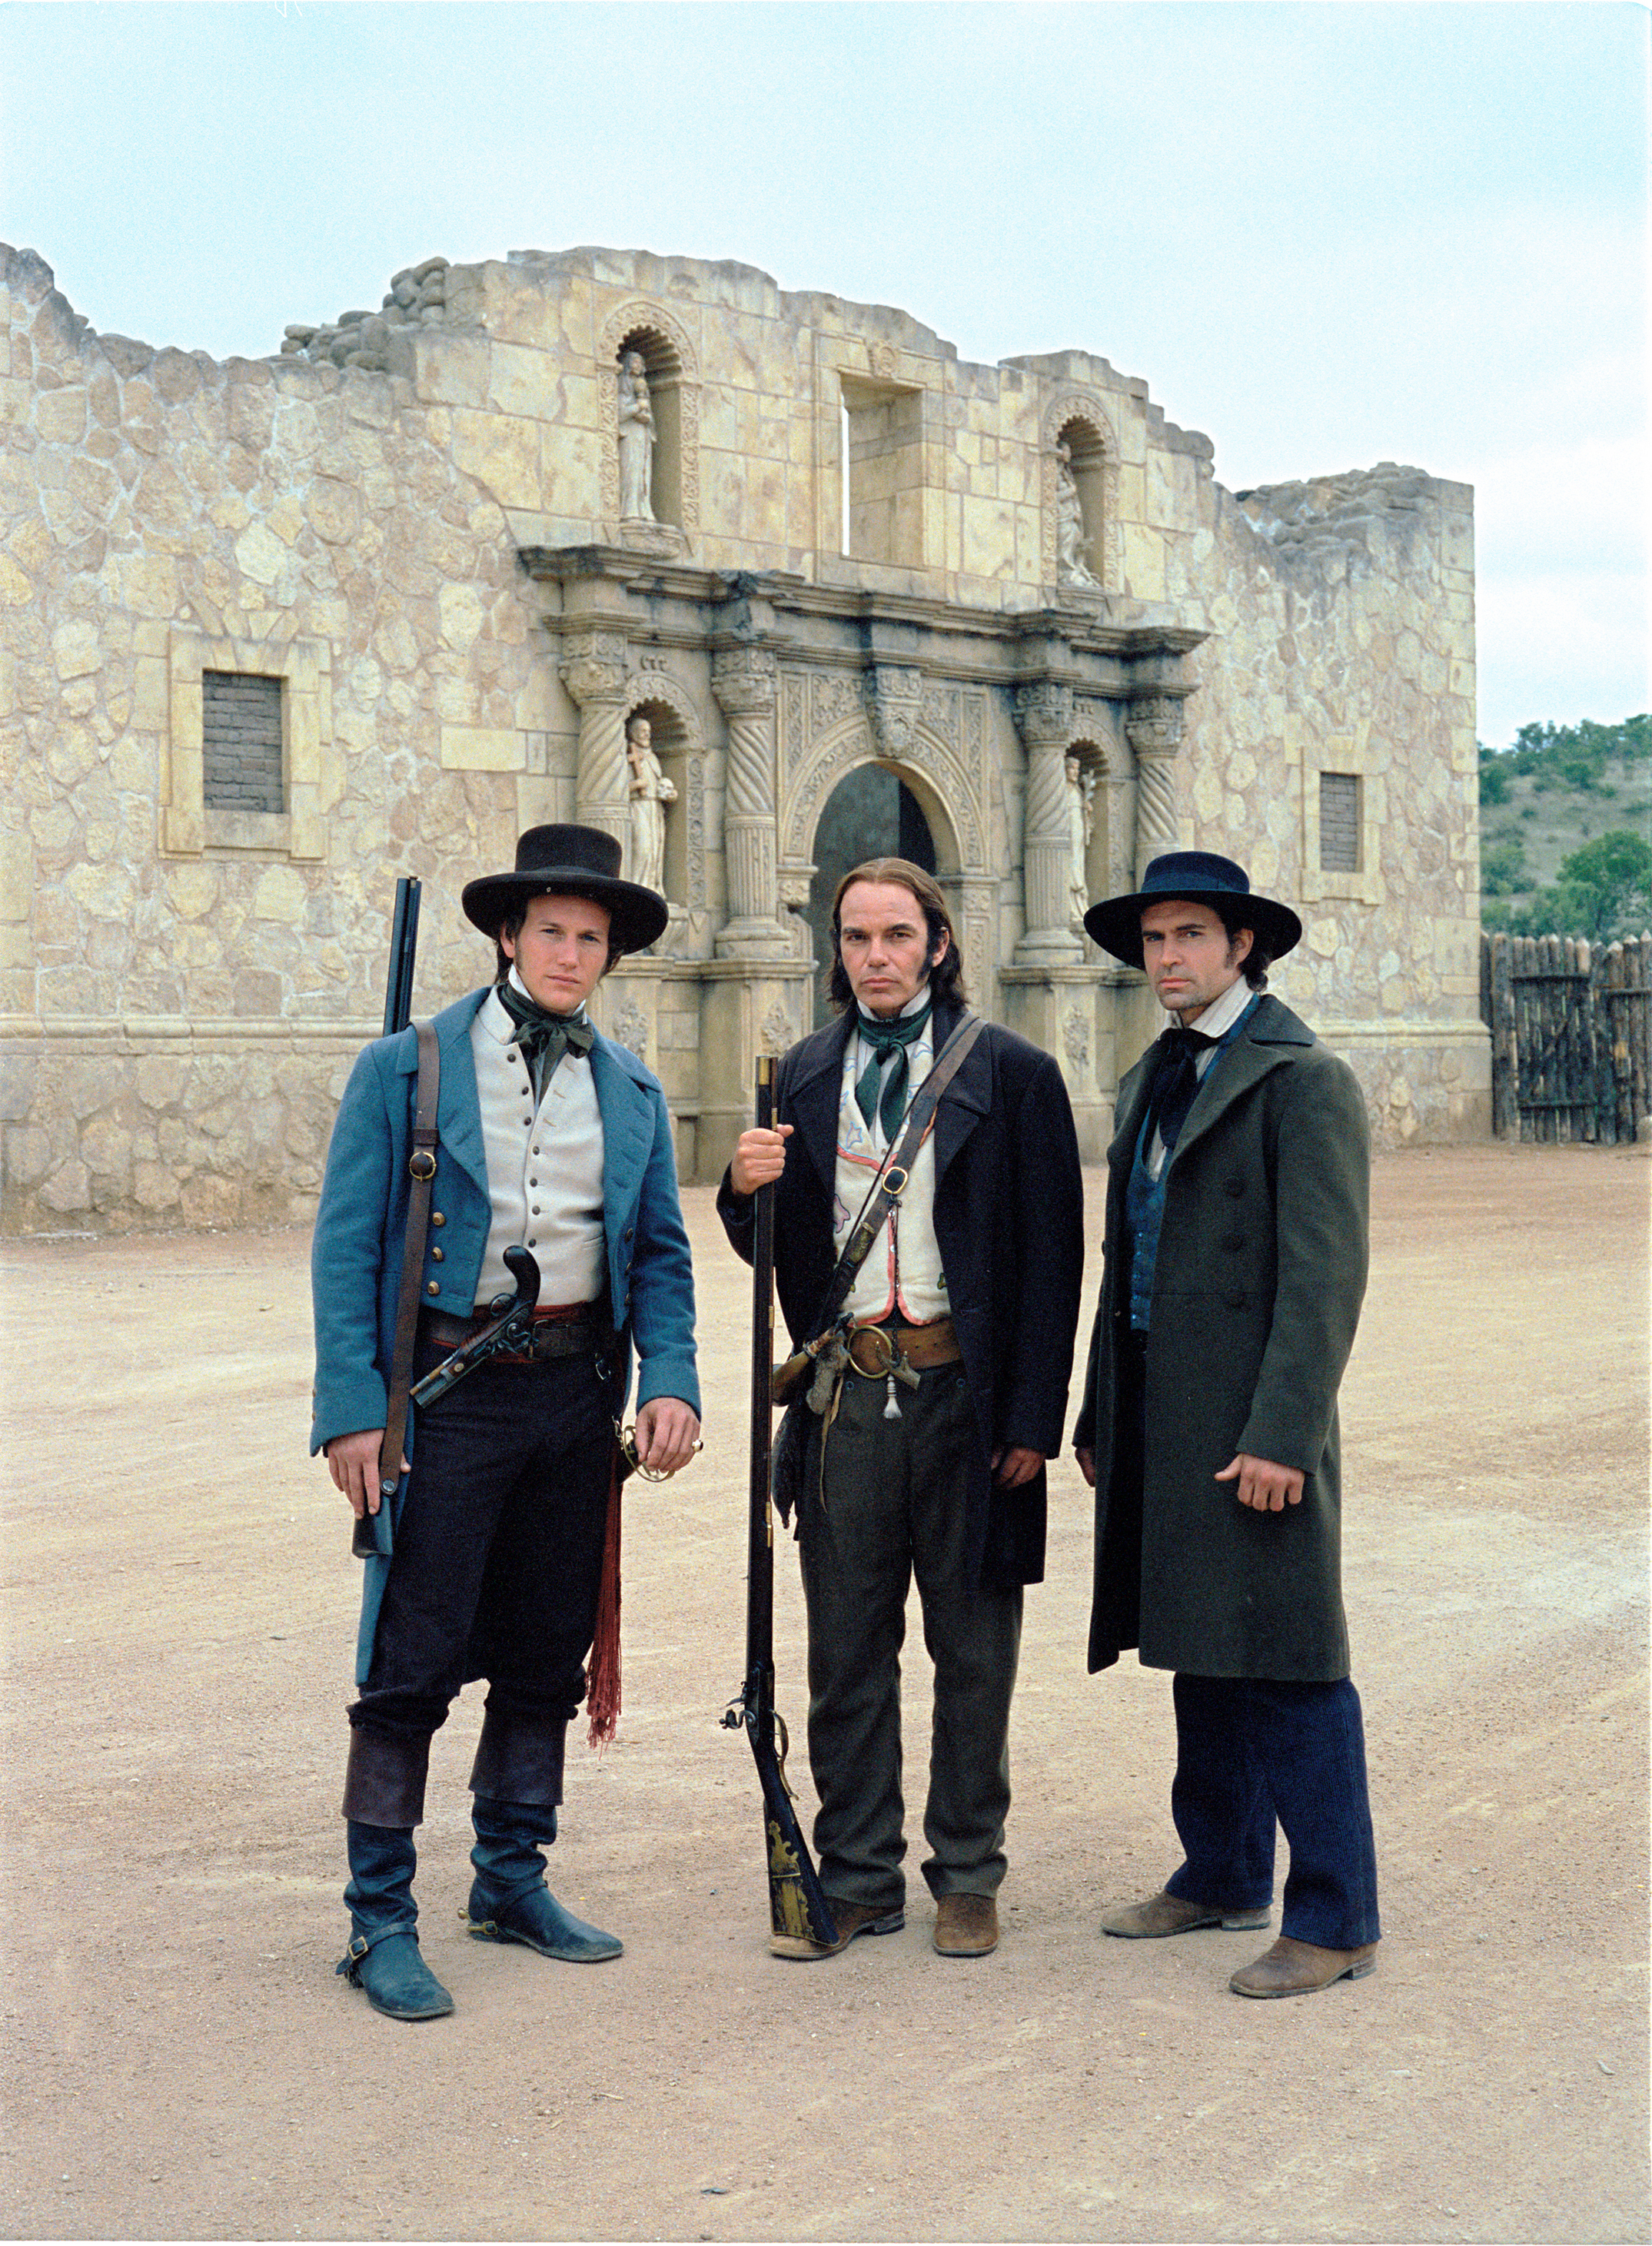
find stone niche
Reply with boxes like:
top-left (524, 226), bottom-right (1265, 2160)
top-left (0, 239), bottom-right (1486, 1231)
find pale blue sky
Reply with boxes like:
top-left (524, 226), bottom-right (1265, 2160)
top-left (2, 0), bottom-right (1645, 744)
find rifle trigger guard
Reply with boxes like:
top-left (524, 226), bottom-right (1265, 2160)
top-left (407, 1148), bottom-right (437, 1182)
top-left (773, 1712), bottom-right (798, 1802)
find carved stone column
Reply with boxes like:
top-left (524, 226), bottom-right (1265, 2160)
top-left (1125, 693), bottom-right (1185, 882)
top-left (712, 646), bottom-right (788, 958)
top-left (559, 631), bottom-right (630, 862)
top-left (1014, 679), bottom-right (1082, 965)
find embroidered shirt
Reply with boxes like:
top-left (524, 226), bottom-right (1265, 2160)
top-left (835, 996), bottom-right (948, 1325)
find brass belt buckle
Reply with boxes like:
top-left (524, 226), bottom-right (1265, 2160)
top-left (849, 1324), bottom-right (897, 1380)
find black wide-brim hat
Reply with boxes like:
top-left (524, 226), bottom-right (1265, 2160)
top-left (461, 824), bottom-right (669, 954)
top-left (1084, 849), bottom-right (1302, 969)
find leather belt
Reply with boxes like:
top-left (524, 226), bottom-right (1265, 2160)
top-left (420, 1301), bottom-right (596, 1362)
top-left (846, 1317), bottom-right (961, 1377)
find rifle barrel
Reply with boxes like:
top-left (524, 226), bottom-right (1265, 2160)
top-left (382, 876), bottom-right (422, 1037)
top-left (746, 1055), bottom-right (777, 1699)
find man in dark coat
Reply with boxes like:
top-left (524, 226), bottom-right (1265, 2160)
top-left (720, 859), bottom-right (1083, 1961)
top-left (1073, 850), bottom-right (1380, 1998)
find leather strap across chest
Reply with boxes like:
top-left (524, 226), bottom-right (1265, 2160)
top-left (374, 1019), bottom-right (440, 1510)
top-left (806, 1009), bottom-right (989, 1347)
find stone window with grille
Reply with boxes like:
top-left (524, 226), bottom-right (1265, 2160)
top-left (203, 672), bottom-right (284, 812)
top-left (161, 628), bottom-right (326, 860)
top-left (1319, 770), bottom-right (1360, 872)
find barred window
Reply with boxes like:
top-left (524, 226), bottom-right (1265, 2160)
top-left (1319, 771), bottom-right (1360, 873)
top-left (203, 672), bottom-right (284, 813)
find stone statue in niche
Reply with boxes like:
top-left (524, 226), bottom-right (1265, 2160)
top-left (1055, 440), bottom-right (1099, 588)
top-left (1065, 753), bottom-right (1095, 928)
top-left (626, 714), bottom-right (676, 897)
top-left (617, 350), bottom-right (656, 520)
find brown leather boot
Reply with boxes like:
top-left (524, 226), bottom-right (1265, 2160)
top-left (1102, 1889), bottom-right (1271, 1939)
top-left (933, 1892), bottom-right (999, 1957)
top-left (1229, 1935), bottom-right (1378, 1998)
top-left (769, 1899), bottom-right (904, 1962)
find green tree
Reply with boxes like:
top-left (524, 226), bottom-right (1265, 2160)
top-left (1480, 837), bottom-right (1527, 895)
top-left (1504, 830), bottom-right (1652, 942)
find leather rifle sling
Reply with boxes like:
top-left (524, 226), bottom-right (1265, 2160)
top-left (806, 1008), bottom-right (989, 1342)
top-left (376, 1018), bottom-right (440, 1511)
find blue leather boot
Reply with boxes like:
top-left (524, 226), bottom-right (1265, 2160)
top-left (464, 1797), bottom-right (623, 1962)
top-left (337, 1822), bottom-right (454, 2021)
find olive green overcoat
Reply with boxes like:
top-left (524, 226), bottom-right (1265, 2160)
top-left (1072, 994), bottom-right (1370, 1680)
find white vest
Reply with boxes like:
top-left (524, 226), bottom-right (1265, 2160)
top-left (469, 985), bottom-right (606, 1311)
top-left (835, 1015), bottom-right (949, 1325)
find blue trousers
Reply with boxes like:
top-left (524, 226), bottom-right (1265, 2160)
top-left (1162, 1672), bottom-right (1381, 1950)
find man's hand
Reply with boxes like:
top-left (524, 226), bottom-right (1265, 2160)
top-left (992, 1444), bottom-right (1045, 1489)
top-left (634, 1397), bottom-right (701, 1477)
top-left (324, 1428), bottom-right (406, 1519)
top-left (1216, 1453), bottom-right (1305, 1512)
top-left (1074, 1444), bottom-right (1096, 1489)
top-left (730, 1123), bottom-right (793, 1197)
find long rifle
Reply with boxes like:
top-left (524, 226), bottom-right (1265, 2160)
top-left (382, 875), bottom-right (422, 1038)
top-left (721, 1055), bottom-right (839, 1950)
top-left (349, 874), bottom-right (426, 1560)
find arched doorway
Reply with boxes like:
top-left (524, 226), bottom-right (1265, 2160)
top-left (804, 765), bottom-right (937, 1025)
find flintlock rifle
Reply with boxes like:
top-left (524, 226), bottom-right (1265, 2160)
top-left (721, 1055), bottom-right (839, 1950)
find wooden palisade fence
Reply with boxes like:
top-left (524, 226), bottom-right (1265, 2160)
top-left (1481, 932), bottom-right (1652, 1142)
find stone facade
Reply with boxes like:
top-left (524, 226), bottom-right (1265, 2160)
top-left (0, 242), bottom-right (1486, 1233)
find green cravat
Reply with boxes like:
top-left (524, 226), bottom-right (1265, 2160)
top-left (853, 1003), bottom-right (932, 1141)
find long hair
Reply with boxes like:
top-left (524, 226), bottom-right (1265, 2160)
top-left (826, 858), bottom-right (968, 1012)
top-left (1212, 898), bottom-right (1272, 990)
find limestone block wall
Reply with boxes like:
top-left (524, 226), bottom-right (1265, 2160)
top-left (1182, 467), bottom-right (1486, 1140)
top-left (273, 245), bottom-right (1198, 613)
top-left (0, 246), bottom-right (557, 1229)
top-left (1, 237), bottom-right (1485, 1233)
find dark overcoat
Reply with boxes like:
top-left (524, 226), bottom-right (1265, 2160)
top-left (1072, 993), bottom-right (1370, 1680)
top-left (718, 998), bottom-right (1084, 1590)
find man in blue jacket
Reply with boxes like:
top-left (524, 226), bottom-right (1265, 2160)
top-left (311, 825), bottom-right (700, 2022)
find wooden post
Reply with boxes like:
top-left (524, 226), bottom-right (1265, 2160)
top-left (1573, 934), bottom-right (1600, 1141)
top-left (1490, 934), bottom-right (1515, 1140)
top-left (1636, 934), bottom-right (1652, 1142)
top-left (1590, 942), bottom-right (1614, 1145)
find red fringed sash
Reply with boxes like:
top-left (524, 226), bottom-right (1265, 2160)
top-left (585, 1447), bottom-right (623, 1749)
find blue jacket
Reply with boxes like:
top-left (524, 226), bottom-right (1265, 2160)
top-left (311, 988), bottom-right (700, 1677)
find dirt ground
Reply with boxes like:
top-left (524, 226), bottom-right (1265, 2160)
top-left (0, 1145), bottom-right (1647, 2246)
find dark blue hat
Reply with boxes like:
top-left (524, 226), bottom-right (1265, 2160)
top-left (1083, 850), bottom-right (1302, 969)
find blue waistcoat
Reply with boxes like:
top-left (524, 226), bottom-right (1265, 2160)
top-left (1125, 997), bottom-right (1260, 1331)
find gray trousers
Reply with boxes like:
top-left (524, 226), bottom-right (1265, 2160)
top-left (798, 1359), bottom-right (1022, 1910)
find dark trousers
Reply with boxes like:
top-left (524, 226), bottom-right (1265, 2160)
top-left (348, 1339), bottom-right (614, 1796)
top-left (798, 1361), bottom-right (1022, 1910)
top-left (1164, 1673), bottom-right (1381, 1950)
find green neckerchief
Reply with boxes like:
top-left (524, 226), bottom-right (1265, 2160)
top-left (853, 1000), bottom-right (933, 1142)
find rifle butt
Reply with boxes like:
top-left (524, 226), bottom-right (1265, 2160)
top-left (749, 1727), bottom-right (839, 1948)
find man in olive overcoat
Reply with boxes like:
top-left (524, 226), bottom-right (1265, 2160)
top-left (1072, 850), bottom-right (1380, 1999)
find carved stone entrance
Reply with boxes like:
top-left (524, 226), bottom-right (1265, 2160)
top-left (804, 767), bottom-right (938, 1026)
top-left (519, 543), bottom-right (1205, 1174)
